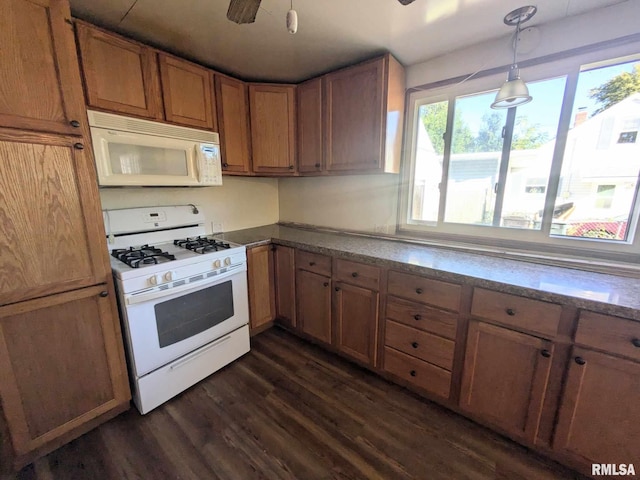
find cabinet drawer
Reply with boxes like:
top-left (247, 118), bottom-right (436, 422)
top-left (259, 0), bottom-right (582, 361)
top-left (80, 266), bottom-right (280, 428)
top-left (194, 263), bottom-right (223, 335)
top-left (387, 271), bottom-right (461, 312)
top-left (385, 296), bottom-right (457, 340)
top-left (296, 250), bottom-right (332, 276)
top-left (575, 311), bottom-right (640, 362)
top-left (385, 320), bottom-right (454, 370)
top-left (335, 259), bottom-right (380, 290)
top-left (384, 347), bottom-right (451, 399)
top-left (471, 288), bottom-right (561, 338)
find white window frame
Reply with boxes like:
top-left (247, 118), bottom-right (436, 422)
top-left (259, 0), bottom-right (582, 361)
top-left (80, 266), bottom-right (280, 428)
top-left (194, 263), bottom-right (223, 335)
top-left (398, 41), bottom-right (640, 265)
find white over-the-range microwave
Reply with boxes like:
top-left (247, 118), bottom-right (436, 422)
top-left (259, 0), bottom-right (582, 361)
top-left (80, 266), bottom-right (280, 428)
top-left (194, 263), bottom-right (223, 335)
top-left (88, 110), bottom-right (222, 187)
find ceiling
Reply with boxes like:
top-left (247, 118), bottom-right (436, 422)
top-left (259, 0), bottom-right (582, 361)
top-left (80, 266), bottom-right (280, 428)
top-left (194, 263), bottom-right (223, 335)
top-left (69, 0), bottom-right (628, 83)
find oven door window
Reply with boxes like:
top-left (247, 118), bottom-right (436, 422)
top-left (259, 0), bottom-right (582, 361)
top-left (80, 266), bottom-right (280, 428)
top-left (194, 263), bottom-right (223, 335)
top-left (155, 281), bottom-right (234, 348)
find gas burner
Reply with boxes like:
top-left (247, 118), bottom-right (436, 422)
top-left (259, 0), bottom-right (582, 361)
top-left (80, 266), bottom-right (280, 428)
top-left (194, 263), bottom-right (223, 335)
top-left (111, 245), bottom-right (176, 268)
top-left (173, 236), bottom-right (231, 254)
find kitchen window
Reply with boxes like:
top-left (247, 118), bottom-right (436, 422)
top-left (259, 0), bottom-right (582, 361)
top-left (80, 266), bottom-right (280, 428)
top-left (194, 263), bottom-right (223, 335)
top-left (400, 51), bottom-right (640, 264)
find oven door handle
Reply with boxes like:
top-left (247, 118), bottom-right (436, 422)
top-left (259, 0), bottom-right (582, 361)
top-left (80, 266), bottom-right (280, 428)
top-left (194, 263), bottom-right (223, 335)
top-left (169, 335), bottom-right (231, 370)
top-left (125, 266), bottom-right (244, 305)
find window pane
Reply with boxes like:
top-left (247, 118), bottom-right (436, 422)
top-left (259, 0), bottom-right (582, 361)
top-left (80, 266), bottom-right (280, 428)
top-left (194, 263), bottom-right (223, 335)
top-left (553, 60), bottom-right (640, 241)
top-left (501, 77), bottom-right (567, 230)
top-left (410, 101), bottom-right (447, 223)
top-left (444, 91), bottom-right (506, 225)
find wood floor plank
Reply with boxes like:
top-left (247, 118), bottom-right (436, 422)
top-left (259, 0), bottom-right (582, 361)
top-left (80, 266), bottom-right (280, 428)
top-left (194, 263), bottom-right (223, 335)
top-left (7, 327), bottom-right (585, 480)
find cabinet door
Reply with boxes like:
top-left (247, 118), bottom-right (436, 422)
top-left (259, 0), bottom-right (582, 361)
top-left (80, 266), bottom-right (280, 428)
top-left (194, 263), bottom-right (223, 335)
top-left (0, 0), bottom-right (87, 135)
top-left (273, 245), bottom-right (296, 327)
top-left (297, 270), bottom-right (331, 344)
top-left (297, 78), bottom-right (323, 174)
top-left (0, 285), bottom-right (129, 459)
top-left (247, 245), bottom-right (275, 332)
top-left (460, 320), bottom-right (553, 443)
top-left (554, 347), bottom-right (640, 468)
top-left (249, 84), bottom-right (296, 174)
top-left (333, 282), bottom-right (379, 365)
top-left (159, 54), bottom-right (216, 130)
top-left (324, 57), bottom-right (385, 172)
top-left (75, 22), bottom-right (163, 120)
top-left (215, 75), bottom-right (251, 174)
top-left (0, 130), bottom-right (110, 306)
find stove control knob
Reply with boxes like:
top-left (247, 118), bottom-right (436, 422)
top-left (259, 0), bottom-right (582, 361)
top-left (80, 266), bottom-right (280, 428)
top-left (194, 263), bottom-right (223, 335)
top-left (149, 274), bottom-right (158, 286)
top-left (163, 271), bottom-right (173, 282)
top-left (213, 259), bottom-right (222, 269)
top-left (224, 257), bottom-right (231, 266)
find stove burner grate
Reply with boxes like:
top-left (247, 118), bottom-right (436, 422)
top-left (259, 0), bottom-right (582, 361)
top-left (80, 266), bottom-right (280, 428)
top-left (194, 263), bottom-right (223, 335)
top-left (173, 236), bottom-right (231, 254)
top-left (111, 245), bottom-right (176, 268)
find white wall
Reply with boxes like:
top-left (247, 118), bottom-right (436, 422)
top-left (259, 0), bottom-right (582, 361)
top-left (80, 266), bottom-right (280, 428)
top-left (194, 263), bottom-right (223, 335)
top-left (279, 1), bottom-right (640, 233)
top-left (99, 176), bottom-right (279, 233)
top-left (278, 174), bottom-right (401, 233)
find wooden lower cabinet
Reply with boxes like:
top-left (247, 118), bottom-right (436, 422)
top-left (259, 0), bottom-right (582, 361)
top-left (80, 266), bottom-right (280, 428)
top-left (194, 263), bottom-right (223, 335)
top-left (247, 245), bottom-right (275, 333)
top-left (554, 347), bottom-right (640, 470)
top-left (296, 269), bottom-right (331, 344)
top-left (333, 281), bottom-right (378, 365)
top-left (0, 285), bottom-right (129, 466)
top-left (273, 245), bottom-right (296, 327)
top-left (460, 320), bottom-right (554, 443)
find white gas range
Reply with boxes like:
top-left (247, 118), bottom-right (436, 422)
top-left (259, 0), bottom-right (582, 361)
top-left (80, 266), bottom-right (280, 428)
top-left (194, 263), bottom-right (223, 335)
top-left (104, 205), bottom-right (250, 414)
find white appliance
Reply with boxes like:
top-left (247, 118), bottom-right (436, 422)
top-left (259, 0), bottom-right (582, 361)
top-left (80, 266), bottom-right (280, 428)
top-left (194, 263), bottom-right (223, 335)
top-left (104, 205), bottom-right (249, 414)
top-left (88, 110), bottom-right (222, 187)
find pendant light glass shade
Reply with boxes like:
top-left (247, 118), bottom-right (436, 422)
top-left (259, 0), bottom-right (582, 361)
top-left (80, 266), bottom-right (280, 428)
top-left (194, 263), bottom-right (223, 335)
top-left (491, 66), bottom-right (532, 109)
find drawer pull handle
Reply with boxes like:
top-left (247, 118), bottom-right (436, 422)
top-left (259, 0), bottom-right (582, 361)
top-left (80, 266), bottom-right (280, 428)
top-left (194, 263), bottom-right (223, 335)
top-left (540, 349), bottom-right (551, 358)
top-left (99, 291), bottom-right (109, 297)
top-left (335, 286), bottom-right (341, 291)
top-left (288, 165), bottom-right (294, 170)
top-left (409, 370), bottom-right (416, 377)
top-left (632, 338), bottom-right (640, 348)
top-left (411, 342), bottom-right (419, 349)
top-left (315, 163), bottom-right (321, 168)
top-left (415, 288), bottom-right (423, 294)
top-left (74, 142), bottom-right (84, 150)
top-left (351, 272), bottom-right (359, 278)
top-left (309, 261), bottom-right (316, 266)
top-left (505, 308), bottom-right (516, 316)
top-left (574, 356), bottom-right (586, 365)
top-left (70, 120), bottom-right (80, 128)
top-left (414, 314), bottom-right (422, 321)
top-left (323, 282), bottom-right (329, 287)
top-left (223, 163), bottom-right (229, 168)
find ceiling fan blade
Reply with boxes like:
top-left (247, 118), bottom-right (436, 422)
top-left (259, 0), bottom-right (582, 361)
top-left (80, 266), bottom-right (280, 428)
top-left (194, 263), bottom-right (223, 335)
top-left (397, 0), bottom-right (416, 4)
top-left (227, 0), bottom-right (262, 24)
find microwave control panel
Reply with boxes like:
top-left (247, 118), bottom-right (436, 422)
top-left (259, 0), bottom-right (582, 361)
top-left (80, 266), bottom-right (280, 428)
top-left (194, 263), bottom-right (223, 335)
top-left (198, 144), bottom-right (222, 186)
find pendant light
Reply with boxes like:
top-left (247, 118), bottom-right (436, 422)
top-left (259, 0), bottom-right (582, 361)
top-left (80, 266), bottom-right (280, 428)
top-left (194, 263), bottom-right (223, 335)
top-left (286, 0), bottom-right (298, 34)
top-left (491, 5), bottom-right (537, 109)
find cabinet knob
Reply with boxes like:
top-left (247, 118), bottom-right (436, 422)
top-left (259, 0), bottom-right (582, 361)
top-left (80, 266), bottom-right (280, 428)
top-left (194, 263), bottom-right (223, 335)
top-left (335, 286), bottom-right (341, 292)
top-left (505, 308), bottom-right (516, 316)
top-left (414, 314), bottom-right (422, 321)
top-left (409, 370), bottom-right (416, 377)
top-left (288, 165), bottom-right (294, 170)
top-left (323, 282), bottom-right (329, 287)
top-left (415, 288), bottom-right (423, 294)
top-left (223, 163), bottom-right (229, 168)
top-left (70, 120), bottom-right (80, 128)
top-left (632, 338), bottom-right (640, 348)
top-left (315, 163), bottom-right (321, 168)
top-left (540, 349), bottom-right (551, 358)
top-left (73, 142), bottom-right (84, 150)
top-left (99, 291), bottom-right (109, 297)
top-left (574, 356), bottom-right (586, 365)
top-left (411, 342), bottom-right (419, 349)
top-left (309, 261), bottom-right (316, 266)
top-left (351, 272), bottom-right (359, 278)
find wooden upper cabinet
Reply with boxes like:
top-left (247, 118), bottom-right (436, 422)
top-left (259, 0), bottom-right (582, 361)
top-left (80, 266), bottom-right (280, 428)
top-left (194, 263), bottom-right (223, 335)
top-left (158, 54), bottom-right (216, 130)
top-left (0, 130), bottom-right (110, 306)
top-left (324, 54), bottom-right (405, 173)
top-left (297, 78), bottom-right (323, 174)
top-left (75, 22), bottom-right (163, 120)
top-left (0, 285), bottom-right (129, 461)
top-left (0, 0), bottom-right (87, 135)
top-left (249, 84), bottom-right (296, 175)
top-left (247, 245), bottom-right (275, 333)
top-left (273, 245), bottom-right (296, 328)
top-left (460, 320), bottom-right (554, 444)
top-left (554, 347), bottom-right (640, 470)
top-left (215, 75), bottom-right (251, 174)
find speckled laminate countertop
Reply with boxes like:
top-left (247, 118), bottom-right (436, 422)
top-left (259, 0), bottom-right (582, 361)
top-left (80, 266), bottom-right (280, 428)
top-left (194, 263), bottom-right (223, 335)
top-left (216, 224), bottom-right (640, 321)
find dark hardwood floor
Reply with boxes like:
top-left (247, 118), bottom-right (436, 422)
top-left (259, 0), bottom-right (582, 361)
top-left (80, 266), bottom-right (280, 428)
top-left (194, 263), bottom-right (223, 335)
top-left (8, 328), bottom-right (584, 480)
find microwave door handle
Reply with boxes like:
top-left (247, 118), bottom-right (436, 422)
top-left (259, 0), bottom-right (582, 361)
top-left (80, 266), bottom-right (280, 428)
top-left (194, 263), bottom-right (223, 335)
top-left (194, 144), bottom-right (203, 182)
